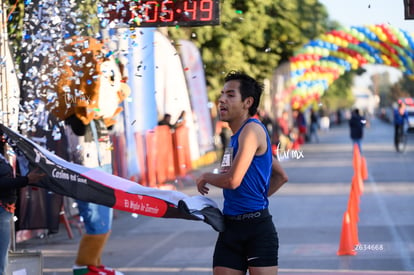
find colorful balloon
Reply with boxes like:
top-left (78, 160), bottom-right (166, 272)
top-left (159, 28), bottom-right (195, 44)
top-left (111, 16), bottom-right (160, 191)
top-left (287, 24), bottom-right (414, 109)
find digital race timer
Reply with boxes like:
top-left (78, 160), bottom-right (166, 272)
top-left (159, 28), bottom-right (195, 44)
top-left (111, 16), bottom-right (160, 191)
top-left (100, 0), bottom-right (220, 27)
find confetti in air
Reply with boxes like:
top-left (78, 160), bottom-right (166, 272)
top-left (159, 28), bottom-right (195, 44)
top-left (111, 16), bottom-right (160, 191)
top-left (15, 0), bottom-right (154, 137)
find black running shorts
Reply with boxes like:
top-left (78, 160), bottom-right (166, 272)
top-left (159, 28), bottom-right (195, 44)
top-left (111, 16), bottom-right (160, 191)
top-left (213, 209), bottom-right (279, 271)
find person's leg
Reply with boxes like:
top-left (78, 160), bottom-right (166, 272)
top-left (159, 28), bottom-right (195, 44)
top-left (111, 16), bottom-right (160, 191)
top-left (213, 222), bottom-right (247, 275)
top-left (75, 232), bottom-right (110, 267)
top-left (0, 208), bottom-right (12, 275)
top-left (249, 266), bottom-right (278, 275)
top-left (247, 216), bottom-right (279, 275)
top-left (313, 124), bottom-right (319, 143)
top-left (213, 266), bottom-right (245, 275)
top-left (394, 124), bottom-right (400, 149)
top-left (75, 201), bottom-right (112, 266)
top-left (398, 125), bottom-right (404, 141)
top-left (77, 202), bottom-right (113, 235)
top-left (352, 139), bottom-right (362, 154)
top-left (357, 139), bottom-right (362, 155)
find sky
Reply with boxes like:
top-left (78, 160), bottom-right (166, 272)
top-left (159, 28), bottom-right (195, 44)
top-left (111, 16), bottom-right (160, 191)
top-left (318, 0), bottom-right (414, 88)
top-left (319, 0), bottom-right (414, 33)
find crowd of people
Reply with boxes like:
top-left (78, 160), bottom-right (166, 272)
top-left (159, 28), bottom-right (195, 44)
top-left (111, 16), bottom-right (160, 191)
top-left (214, 106), bottom-right (357, 158)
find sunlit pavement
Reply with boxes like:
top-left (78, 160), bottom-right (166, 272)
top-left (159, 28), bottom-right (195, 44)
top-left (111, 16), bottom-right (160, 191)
top-left (15, 117), bottom-right (414, 275)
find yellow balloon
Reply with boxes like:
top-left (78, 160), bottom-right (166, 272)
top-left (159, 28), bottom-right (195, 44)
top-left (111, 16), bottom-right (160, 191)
top-left (368, 25), bottom-right (377, 35)
top-left (373, 26), bottom-right (383, 37)
top-left (379, 34), bottom-right (387, 42)
top-left (296, 61), bottom-right (304, 69)
top-left (326, 34), bottom-right (334, 43)
top-left (351, 62), bottom-right (359, 70)
top-left (334, 37), bottom-right (342, 45)
top-left (381, 54), bottom-right (391, 65)
top-left (292, 102), bottom-right (300, 110)
top-left (345, 56), bottom-right (353, 63)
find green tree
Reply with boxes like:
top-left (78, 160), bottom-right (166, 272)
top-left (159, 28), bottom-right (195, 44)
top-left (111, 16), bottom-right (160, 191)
top-left (390, 75), bottom-right (414, 104)
top-left (320, 71), bottom-right (355, 111)
top-left (369, 71), bottom-right (394, 107)
top-left (73, 0), bottom-right (101, 37)
top-left (7, 0), bottom-right (25, 63)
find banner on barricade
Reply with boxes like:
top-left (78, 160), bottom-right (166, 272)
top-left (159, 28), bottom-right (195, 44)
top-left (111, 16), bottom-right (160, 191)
top-left (0, 124), bottom-right (224, 232)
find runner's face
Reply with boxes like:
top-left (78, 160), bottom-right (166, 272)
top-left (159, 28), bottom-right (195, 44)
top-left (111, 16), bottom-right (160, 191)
top-left (218, 80), bottom-right (247, 122)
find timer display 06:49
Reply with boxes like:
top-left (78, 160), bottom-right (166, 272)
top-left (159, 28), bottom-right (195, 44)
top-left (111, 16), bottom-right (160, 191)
top-left (102, 0), bottom-right (220, 27)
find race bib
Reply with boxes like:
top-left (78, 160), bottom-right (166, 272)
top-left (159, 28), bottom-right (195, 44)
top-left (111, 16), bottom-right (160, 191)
top-left (220, 147), bottom-right (233, 173)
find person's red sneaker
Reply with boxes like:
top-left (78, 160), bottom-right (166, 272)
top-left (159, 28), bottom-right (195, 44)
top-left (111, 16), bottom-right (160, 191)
top-left (73, 265), bottom-right (124, 275)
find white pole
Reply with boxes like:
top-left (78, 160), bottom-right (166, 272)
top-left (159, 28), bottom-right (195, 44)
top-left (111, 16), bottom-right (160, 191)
top-left (1, 0), bottom-right (18, 252)
top-left (0, 0), bottom-right (9, 127)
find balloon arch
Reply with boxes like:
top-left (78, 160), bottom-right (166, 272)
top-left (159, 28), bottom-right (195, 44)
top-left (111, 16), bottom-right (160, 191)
top-left (285, 24), bottom-right (414, 110)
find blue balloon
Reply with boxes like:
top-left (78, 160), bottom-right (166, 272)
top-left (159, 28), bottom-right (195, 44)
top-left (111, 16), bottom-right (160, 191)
top-left (291, 69), bottom-right (306, 78)
top-left (401, 29), bottom-right (414, 50)
top-left (324, 41), bottom-right (338, 51)
top-left (354, 27), bottom-right (379, 42)
top-left (402, 47), bottom-right (414, 59)
top-left (373, 53), bottom-right (383, 64)
top-left (359, 42), bottom-right (378, 55)
top-left (399, 55), bottom-right (408, 67)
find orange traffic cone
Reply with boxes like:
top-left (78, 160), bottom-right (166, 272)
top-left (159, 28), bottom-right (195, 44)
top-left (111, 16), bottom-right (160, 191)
top-left (361, 156), bottom-right (368, 180)
top-left (352, 144), bottom-right (365, 193)
top-left (351, 174), bottom-right (363, 197)
top-left (347, 192), bottom-right (360, 245)
top-left (357, 171), bottom-right (364, 195)
top-left (337, 211), bottom-right (357, 256)
top-left (348, 186), bottom-right (360, 220)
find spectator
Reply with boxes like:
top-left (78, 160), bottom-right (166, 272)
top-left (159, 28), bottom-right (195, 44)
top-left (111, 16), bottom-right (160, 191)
top-left (215, 120), bottom-right (231, 160)
top-left (393, 100), bottom-right (409, 151)
top-left (257, 109), bottom-right (274, 137)
top-left (309, 109), bottom-right (320, 143)
top-left (349, 108), bottom-right (366, 153)
top-left (292, 109), bottom-right (307, 146)
top-left (277, 110), bottom-right (292, 151)
top-left (0, 132), bottom-right (45, 274)
top-left (158, 113), bottom-right (173, 128)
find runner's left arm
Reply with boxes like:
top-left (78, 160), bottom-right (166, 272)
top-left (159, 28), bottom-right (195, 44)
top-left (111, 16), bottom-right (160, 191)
top-left (268, 157), bottom-right (288, 196)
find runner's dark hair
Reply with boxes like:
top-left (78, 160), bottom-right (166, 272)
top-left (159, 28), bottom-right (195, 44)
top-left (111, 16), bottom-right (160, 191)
top-left (224, 70), bottom-right (263, 116)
